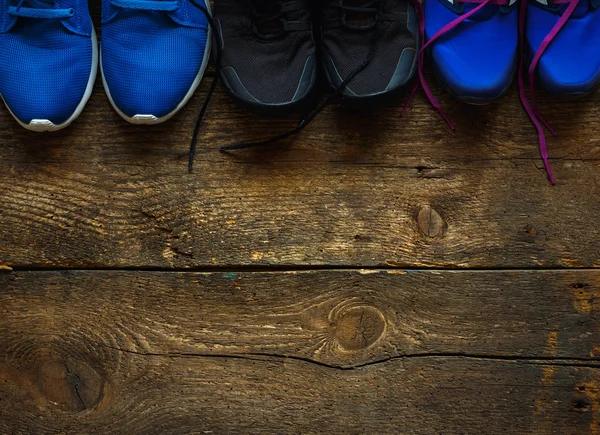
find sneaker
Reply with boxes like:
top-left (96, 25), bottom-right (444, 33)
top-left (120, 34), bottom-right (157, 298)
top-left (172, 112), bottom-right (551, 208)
top-left (320, 0), bottom-right (419, 107)
top-left (519, 0), bottom-right (596, 185)
top-left (424, 0), bottom-right (518, 104)
top-left (525, 0), bottom-right (600, 96)
top-left (212, 0), bottom-right (317, 115)
top-left (0, 0), bottom-right (97, 131)
top-left (101, 0), bottom-right (212, 124)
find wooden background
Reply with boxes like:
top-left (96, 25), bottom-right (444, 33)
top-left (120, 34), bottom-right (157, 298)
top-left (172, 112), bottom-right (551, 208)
top-left (2, 3), bottom-right (600, 433)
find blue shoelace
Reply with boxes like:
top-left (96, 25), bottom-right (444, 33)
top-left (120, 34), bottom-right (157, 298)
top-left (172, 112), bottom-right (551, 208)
top-left (9, 0), bottom-right (74, 19)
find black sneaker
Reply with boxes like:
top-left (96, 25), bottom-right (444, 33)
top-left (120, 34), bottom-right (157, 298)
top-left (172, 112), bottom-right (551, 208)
top-left (213, 0), bottom-right (318, 115)
top-left (320, 0), bottom-right (419, 107)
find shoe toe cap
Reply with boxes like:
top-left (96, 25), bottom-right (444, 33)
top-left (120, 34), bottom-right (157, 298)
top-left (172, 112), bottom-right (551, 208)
top-left (527, 9), bottom-right (600, 95)
top-left (103, 67), bottom-right (195, 121)
top-left (534, 31), bottom-right (600, 95)
top-left (431, 40), bottom-right (517, 103)
top-left (538, 62), bottom-right (600, 96)
top-left (426, 3), bottom-right (518, 103)
top-left (323, 46), bottom-right (417, 99)
top-left (0, 31), bottom-right (93, 127)
top-left (221, 55), bottom-right (317, 111)
top-left (101, 22), bottom-right (209, 121)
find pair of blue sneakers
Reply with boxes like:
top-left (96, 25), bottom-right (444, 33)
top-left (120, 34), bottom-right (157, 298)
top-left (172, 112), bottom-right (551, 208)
top-left (423, 0), bottom-right (600, 183)
top-left (0, 0), bottom-right (211, 132)
top-left (425, 0), bottom-right (600, 103)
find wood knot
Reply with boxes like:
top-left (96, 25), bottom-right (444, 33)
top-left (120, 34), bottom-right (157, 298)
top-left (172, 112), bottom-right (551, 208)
top-left (523, 225), bottom-right (537, 238)
top-left (571, 398), bottom-right (592, 412)
top-left (571, 283), bottom-right (589, 290)
top-left (36, 357), bottom-right (104, 413)
top-left (416, 205), bottom-right (446, 238)
top-left (331, 304), bottom-right (386, 352)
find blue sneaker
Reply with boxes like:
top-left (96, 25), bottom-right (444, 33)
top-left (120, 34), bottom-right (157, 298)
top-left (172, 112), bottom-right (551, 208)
top-left (424, 0), bottom-right (518, 104)
top-left (519, 0), bottom-right (596, 185)
top-left (526, 0), bottom-right (600, 96)
top-left (0, 0), bottom-right (97, 131)
top-left (101, 0), bottom-right (212, 124)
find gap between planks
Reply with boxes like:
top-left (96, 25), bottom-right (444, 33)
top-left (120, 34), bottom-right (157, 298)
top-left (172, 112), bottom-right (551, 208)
top-left (6, 265), bottom-right (600, 273)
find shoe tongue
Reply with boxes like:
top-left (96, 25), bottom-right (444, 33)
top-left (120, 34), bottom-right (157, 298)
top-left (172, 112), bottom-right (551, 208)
top-left (534, 0), bottom-right (591, 17)
top-left (342, 0), bottom-right (378, 28)
top-left (254, 1), bottom-right (286, 36)
top-left (461, 2), bottom-right (498, 20)
top-left (344, 0), bottom-right (373, 6)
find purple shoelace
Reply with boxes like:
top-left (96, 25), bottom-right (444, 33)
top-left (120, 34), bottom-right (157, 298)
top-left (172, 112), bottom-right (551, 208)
top-left (403, 0), bottom-right (508, 129)
top-left (406, 0), bottom-right (579, 185)
top-left (519, 0), bottom-right (579, 185)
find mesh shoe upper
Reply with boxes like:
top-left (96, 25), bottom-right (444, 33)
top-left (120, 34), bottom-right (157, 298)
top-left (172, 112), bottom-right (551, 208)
top-left (0, 0), bottom-right (95, 127)
top-left (526, 0), bottom-right (600, 95)
top-left (101, 0), bottom-right (210, 120)
top-left (213, 0), bottom-right (317, 109)
top-left (424, 0), bottom-right (518, 103)
top-left (320, 0), bottom-right (419, 99)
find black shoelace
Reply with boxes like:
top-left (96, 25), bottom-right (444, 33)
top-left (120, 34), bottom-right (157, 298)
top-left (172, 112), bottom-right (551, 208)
top-left (252, 0), bottom-right (289, 39)
top-left (218, 52), bottom-right (374, 151)
top-left (340, 0), bottom-right (381, 30)
top-left (188, 1), bottom-right (222, 172)
top-left (188, 1), bottom-right (377, 170)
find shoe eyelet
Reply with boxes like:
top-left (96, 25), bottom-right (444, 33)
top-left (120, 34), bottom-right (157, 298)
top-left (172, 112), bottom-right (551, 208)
top-left (68, 8), bottom-right (75, 16)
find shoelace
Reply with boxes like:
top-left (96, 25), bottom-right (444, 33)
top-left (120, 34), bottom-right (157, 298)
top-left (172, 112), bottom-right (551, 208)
top-left (110, 0), bottom-right (180, 11)
top-left (340, 0), bottom-right (381, 30)
top-left (188, 1), bottom-right (378, 170)
top-left (519, 0), bottom-right (579, 185)
top-left (251, 0), bottom-right (296, 39)
top-left (9, 0), bottom-right (74, 19)
top-left (216, 53), bottom-right (374, 152)
top-left (188, 1), bottom-right (223, 171)
top-left (402, 0), bottom-right (510, 129)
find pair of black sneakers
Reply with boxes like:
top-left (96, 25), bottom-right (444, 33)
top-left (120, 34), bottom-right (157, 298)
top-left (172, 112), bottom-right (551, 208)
top-left (213, 0), bottom-right (420, 114)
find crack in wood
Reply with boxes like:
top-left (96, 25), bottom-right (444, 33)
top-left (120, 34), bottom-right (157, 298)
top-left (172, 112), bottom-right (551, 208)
top-left (63, 361), bottom-right (86, 410)
top-left (96, 343), bottom-right (600, 371)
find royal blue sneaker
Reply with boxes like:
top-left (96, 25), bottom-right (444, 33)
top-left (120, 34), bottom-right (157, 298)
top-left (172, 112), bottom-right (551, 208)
top-left (519, 0), bottom-right (599, 185)
top-left (101, 0), bottom-right (212, 124)
top-left (525, 0), bottom-right (600, 96)
top-left (0, 0), bottom-right (97, 132)
top-left (424, 0), bottom-right (518, 104)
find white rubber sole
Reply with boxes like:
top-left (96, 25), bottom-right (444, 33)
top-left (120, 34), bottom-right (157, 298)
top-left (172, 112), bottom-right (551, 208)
top-left (100, 1), bottom-right (213, 125)
top-left (2, 28), bottom-right (99, 133)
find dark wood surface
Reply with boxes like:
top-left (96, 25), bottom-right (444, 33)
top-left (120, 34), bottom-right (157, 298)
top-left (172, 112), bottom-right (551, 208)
top-left (2, 7), bottom-right (600, 431)
top-left (2, 83), bottom-right (600, 270)
top-left (1, 270), bottom-right (600, 434)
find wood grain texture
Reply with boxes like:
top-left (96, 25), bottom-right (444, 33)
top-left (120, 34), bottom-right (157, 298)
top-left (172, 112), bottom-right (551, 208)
top-left (2, 81), bottom-right (600, 269)
top-left (2, 270), bottom-right (600, 433)
top-left (2, 3), bottom-right (598, 432)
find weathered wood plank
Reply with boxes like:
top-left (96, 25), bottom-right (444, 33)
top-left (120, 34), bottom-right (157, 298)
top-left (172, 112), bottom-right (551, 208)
top-left (1, 270), bottom-right (600, 433)
top-left (3, 269), bottom-right (600, 364)
top-left (2, 353), bottom-right (598, 435)
top-left (1, 81), bottom-right (599, 269)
